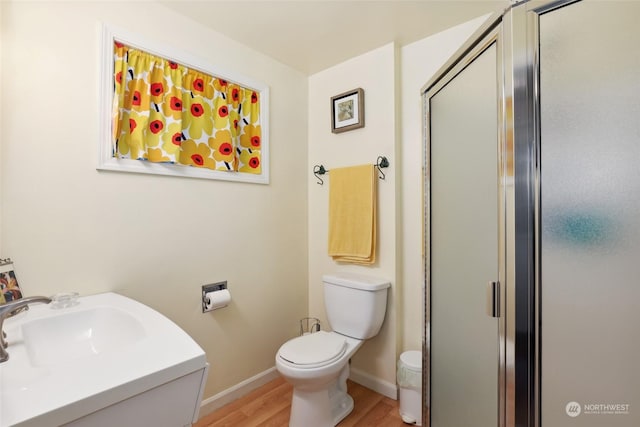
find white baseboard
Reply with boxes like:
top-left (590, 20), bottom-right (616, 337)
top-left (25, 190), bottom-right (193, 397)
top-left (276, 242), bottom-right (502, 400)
top-left (198, 367), bottom-right (280, 418)
top-left (349, 367), bottom-right (398, 400)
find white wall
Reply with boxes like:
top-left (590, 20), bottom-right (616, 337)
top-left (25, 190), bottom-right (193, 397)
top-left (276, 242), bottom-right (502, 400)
top-left (400, 14), bottom-right (491, 352)
top-left (0, 0), bottom-right (308, 401)
top-left (308, 43), bottom-right (399, 392)
top-left (1, 0), bottom-right (492, 409)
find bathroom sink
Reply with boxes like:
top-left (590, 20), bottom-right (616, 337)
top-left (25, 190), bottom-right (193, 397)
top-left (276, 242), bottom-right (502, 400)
top-left (0, 292), bottom-right (208, 427)
top-left (22, 306), bottom-right (146, 367)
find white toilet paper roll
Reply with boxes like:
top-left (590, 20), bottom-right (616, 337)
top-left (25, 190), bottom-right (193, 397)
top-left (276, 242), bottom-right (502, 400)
top-left (205, 289), bottom-right (231, 311)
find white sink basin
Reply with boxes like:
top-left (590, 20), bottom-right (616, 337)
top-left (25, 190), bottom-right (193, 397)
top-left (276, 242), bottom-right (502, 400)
top-left (0, 292), bottom-right (208, 427)
top-left (22, 306), bottom-right (146, 367)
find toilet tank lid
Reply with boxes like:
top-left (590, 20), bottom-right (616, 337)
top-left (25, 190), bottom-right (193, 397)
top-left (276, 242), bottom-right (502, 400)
top-left (323, 272), bottom-right (391, 291)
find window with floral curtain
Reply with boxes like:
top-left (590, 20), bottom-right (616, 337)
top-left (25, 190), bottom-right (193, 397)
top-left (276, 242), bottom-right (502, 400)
top-left (110, 41), bottom-right (263, 177)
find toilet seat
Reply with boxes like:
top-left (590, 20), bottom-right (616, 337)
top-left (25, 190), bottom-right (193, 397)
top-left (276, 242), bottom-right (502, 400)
top-left (279, 331), bottom-right (346, 368)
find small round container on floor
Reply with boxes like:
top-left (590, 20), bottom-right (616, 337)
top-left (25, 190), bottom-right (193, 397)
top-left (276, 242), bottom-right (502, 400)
top-left (397, 350), bottom-right (422, 425)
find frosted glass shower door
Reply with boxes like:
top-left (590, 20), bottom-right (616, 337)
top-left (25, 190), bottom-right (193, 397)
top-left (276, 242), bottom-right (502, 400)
top-left (539, 1), bottom-right (640, 426)
top-left (428, 40), bottom-right (500, 427)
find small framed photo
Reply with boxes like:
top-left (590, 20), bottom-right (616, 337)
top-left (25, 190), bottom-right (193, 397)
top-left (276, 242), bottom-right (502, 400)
top-left (0, 259), bottom-right (22, 304)
top-left (331, 88), bottom-right (364, 133)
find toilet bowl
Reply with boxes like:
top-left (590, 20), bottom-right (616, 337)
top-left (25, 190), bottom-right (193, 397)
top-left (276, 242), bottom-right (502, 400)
top-left (276, 331), bottom-right (362, 426)
top-left (275, 272), bottom-right (390, 427)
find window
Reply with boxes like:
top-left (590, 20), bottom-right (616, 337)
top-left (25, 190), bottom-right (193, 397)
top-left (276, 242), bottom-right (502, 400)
top-left (98, 24), bottom-right (269, 184)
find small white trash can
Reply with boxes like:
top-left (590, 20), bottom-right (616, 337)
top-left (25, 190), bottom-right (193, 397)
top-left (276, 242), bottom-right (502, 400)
top-left (397, 350), bottom-right (422, 425)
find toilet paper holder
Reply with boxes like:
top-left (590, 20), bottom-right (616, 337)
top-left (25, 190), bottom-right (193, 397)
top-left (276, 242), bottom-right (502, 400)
top-left (202, 281), bottom-right (229, 313)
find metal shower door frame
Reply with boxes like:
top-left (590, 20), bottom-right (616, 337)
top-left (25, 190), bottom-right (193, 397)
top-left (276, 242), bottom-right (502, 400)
top-left (421, 14), bottom-right (510, 427)
top-left (422, 1), bottom-right (594, 426)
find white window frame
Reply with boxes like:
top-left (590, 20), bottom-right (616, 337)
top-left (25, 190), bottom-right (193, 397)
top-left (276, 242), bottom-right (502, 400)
top-left (98, 23), bottom-right (270, 184)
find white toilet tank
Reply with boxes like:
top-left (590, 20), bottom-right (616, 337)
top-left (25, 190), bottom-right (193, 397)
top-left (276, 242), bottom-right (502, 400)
top-left (323, 272), bottom-right (390, 339)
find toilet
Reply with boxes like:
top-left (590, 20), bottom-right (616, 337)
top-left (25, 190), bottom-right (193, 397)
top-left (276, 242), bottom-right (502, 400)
top-left (275, 272), bottom-right (390, 427)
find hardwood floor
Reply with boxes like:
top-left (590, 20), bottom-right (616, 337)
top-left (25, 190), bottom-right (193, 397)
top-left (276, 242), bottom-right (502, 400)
top-left (194, 376), bottom-right (411, 427)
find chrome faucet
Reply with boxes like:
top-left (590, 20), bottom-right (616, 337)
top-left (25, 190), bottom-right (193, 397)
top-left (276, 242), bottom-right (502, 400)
top-left (0, 296), bottom-right (52, 362)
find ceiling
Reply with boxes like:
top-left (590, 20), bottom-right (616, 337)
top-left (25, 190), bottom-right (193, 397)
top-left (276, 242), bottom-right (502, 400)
top-left (161, 0), bottom-right (509, 75)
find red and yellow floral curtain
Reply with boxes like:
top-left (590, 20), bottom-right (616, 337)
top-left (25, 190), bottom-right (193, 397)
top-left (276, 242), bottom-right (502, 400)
top-left (112, 42), bottom-right (262, 174)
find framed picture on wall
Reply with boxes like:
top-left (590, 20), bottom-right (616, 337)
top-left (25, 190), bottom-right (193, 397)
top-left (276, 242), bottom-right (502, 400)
top-left (331, 88), bottom-right (364, 133)
top-left (0, 258), bottom-right (23, 304)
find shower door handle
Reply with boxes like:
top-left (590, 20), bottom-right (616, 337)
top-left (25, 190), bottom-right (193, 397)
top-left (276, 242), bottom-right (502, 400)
top-left (486, 281), bottom-right (500, 318)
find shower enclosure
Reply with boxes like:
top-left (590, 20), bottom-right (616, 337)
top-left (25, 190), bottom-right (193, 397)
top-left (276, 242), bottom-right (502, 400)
top-left (422, 0), bottom-right (640, 426)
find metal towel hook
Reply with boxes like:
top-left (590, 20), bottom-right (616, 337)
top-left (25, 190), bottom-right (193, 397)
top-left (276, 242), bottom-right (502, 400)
top-left (376, 156), bottom-right (389, 181)
top-left (313, 164), bottom-right (327, 185)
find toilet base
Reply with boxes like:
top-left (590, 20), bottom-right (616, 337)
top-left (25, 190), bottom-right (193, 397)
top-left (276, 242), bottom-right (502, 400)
top-left (288, 364), bottom-right (354, 427)
top-left (289, 387), bottom-right (354, 427)
top-left (330, 390), bottom-right (354, 425)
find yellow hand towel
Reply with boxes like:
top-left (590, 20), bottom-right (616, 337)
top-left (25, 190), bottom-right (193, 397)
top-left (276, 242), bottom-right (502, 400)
top-left (328, 164), bottom-right (376, 264)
